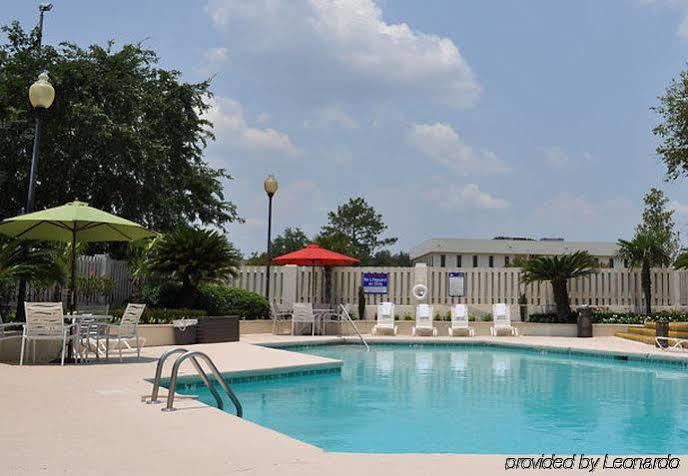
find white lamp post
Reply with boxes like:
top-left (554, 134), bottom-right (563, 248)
top-left (26, 72), bottom-right (55, 213)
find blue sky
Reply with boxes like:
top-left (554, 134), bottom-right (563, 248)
top-left (6, 0), bottom-right (688, 255)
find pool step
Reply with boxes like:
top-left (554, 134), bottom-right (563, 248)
top-left (625, 327), bottom-right (688, 338)
top-left (613, 332), bottom-right (657, 345)
top-left (644, 321), bottom-right (688, 331)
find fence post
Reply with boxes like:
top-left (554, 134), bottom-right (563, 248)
top-left (282, 265), bottom-right (298, 307)
top-left (671, 271), bottom-right (682, 309)
top-left (413, 263), bottom-right (428, 304)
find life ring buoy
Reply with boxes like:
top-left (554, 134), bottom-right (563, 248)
top-left (412, 283), bottom-right (428, 301)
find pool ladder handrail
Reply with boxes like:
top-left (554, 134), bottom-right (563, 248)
top-left (149, 348), bottom-right (243, 417)
top-left (339, 304), bottom-right (370, 351)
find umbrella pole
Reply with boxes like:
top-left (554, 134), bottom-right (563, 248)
top-left (70, 229), bottom-right (77, 314)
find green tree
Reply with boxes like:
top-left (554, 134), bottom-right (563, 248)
top-left (319, 197), bottom-right (396, 261)
top-left (0, 238), bottom-right (66, 306)
top-left (636, 188), bottom-right (680, 258)
top-left (520, 251), bottom-right (597, 323)
top-left (369, 249), bottom-right (411, 266)
top-left (244, 227), bottom-right (310, 265)
top-left (147, 229), bottom-right (241, 307)
top-left (617, 231), bottom-right (673, 314)
top-left (0, 22), bottom-right (239, 231)
top-left (653, 68), bottom-right (688, 181)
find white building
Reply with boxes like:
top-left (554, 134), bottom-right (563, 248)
top-left (410, 238), bottom-right (623, 269)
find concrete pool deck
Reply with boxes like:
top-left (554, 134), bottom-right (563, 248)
top-left (2, 335), bottom-right (688, 475)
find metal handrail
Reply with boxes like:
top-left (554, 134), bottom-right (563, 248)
top-left (163, 350), bottom-right (243, 417)
top-left (149, 348), bottom-right (223, 408)
top-left (339, 304), bottom-right (369, 351)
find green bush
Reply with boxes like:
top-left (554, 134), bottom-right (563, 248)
top-left (196, 283), bottom-right (270, 319)
top-left (142, 280), bottom-right (182, 308)
top-left (528, 309), bottom-right (688, 324)
top-left (110, 307), bottom-right (207, 324)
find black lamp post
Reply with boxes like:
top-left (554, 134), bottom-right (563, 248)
top-left (26, 72), bottom-right (55, 212)
top-left (264, 175), bottom-right (279, 301)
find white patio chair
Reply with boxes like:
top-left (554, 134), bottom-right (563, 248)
top-left (412, 304), bottom-right (437, 336)
top-left (0, 314), bottom-right (23, 356)
top-left (271, 300), bottom-right (292, 335)
top-left (449, 304), bottom-right (475, 337)
top-left (292, 303), bottom-right (315, 336)
top-left (69, 304), bottom-right (111, 360)
top-left (490, 303), bottom-right (519, 336)
top-left (372, 302), bottom-right (397, 335)
top-left (655, 336), bottom-right (688, 352)
top-left (105, 303), bottom-right (146, 362)
top-left (21, 302), bottom-right (77, 366)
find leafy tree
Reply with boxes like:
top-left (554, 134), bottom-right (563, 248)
top-left (617, 231), bottom-right (673, 314)
top-left (674, 250), bottom-right (688, 270)
top-left (319, 197), bottom-right (397, 261)
top-left (244, 227), bottom-right (310, 265)
top-left (0, 22), bottom-right (239, 231)
top-left (636, 188), bottom-right (680, 258)
top-left (0, 238), bottom-right (66, 294)
top-left (369, 249), bottom-right (411, 266)
top-left (653, 69), bottom-right (688, 181)
top-left (147, 229), bottom-right (241, 307)
top-left (520, 251), bottom-right (597, 323)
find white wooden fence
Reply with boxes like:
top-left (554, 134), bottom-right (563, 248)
top-left (230, 265), bottom-right (688, 312)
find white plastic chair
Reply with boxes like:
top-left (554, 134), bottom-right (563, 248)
top-left (292, 303), bottom-right (315, 336)
top-left (105, 303), bottom-right (146, 361)
top-left (21, 302), bottom-right (77, 366)
top-left (372, 302), bottom-right (397, 335)
top-left (412, 304), bottom-right (437, 336)
top-left (449, 304), bottom-right (475, 336)
top-left (490, 303), bottom-right (519, 336)
top-left (271, 300), bottom-right (292, 335)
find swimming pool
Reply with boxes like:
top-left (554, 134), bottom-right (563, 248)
top-left (173, 344), bottom-right (688, 454)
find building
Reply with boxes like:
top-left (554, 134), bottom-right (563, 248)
top-left (410, 237), bottom-right (623, 269)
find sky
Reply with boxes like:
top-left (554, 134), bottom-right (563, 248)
top-left (6, 0), bottom-right (688, 256)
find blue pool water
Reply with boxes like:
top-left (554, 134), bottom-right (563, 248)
top-left (173, 344), bottom-right (688, 454)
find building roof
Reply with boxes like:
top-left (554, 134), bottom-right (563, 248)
top-left (409, 238), bottom-right (619, 260)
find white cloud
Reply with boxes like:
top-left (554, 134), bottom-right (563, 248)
top-left (639, 0), bottom-right (688, 38)
top-left (409, 122), bottom-right (510, 175)
top-left (204, 0), bottom-right (480, 108)
top-left (304, 106), bottom-right (359, 129)
top-left (543, 146), bottom-right (594, 169)
top-left (205, 97), bottom-right (299, 155)
top-left (422, 182), bottom-right (510, 210)
top-left (204, 47), bottom-right (229, 64)
top-left (535, 192), bottom-right (632, 228)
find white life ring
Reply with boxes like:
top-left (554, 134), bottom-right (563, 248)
top-left (412, 283), bottom-right (428, 301)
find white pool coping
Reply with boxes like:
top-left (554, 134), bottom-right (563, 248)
top-left (2, 335), bottom-right (687, 475)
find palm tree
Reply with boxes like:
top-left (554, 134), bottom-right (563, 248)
top-left (617, 231), bottom-right (672, 314)
top-left (520, 251), bottom-right (596, 323)
top-left (147, 229), bottom-right (241, 307)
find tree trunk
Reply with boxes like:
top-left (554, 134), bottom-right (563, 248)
top-left (641, 259), bottom-right (652, 315)
top-left (551, 279), bottom-right (572, 323)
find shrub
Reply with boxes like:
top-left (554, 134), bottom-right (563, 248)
top-left (142, 280), bottom-right (182, 308)
top-left (110, 307), bottom-right (207, 324)
top-left (480, 313), bottom-right (493, 322)
top-left (528, 309), bottom-right (688, 324)
top-left (196, 283), bottom-right (269, 319)
top-left (403, 313), bottom-right (413, 321)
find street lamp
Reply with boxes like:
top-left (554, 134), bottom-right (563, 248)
top-left (26, 71), bottom-right (55, 213)
top-left (264, 175), bottom-right (279, 301)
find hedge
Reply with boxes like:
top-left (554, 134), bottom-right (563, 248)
top-left (528, 310), bottom-right (688, 325)
top-left (196, 283), bottom-right (270, 319)
top-left (110, 307), bottom-right (207, 324)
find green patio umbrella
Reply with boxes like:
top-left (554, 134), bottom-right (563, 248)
top-left (0, 201), bottom-right (157, 312)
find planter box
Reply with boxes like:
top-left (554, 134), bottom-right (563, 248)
top-left (196, 316), bottom-right (240, 343)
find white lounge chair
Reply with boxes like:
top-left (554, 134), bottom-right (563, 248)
top-left (490, 303), bottom-right (519, 336)
top-left (412, 304), bottom-right (437, 336)
top-left (449, 304), bottom-right (475, 336)
top-left (655, 336), bottom-right (688, 352)
top-left (21, 302), bottom-right (77, 366)
top-left (372, 302), bottom-right (397, 335)
top-left (292, 303), bottom-right (315, 336)
top-left (105, 303), bottom-right (146, 361)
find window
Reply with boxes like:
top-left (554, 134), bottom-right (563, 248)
top-left (608, 258), bottom-right (614, 269)
top-left (505, 256), bottom-right (510, 266)
top-left (624, 259), bottom-right (628, 268)
top-left (594, 258), bottom-right (599, 266)
top-left (456, 255), bottom-right (462, 267)
top-left (440, 254), bottom-right (446, 267)
top-left (473, 255), bottom-right (478, 268)
top-left (489, 256), bottom-right (494, 268)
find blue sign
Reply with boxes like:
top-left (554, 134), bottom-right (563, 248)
top-left (363, 272), bottom-right (388, 294)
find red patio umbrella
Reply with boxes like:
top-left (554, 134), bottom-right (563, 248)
top-left (272, 244), bottom-right (359, 304)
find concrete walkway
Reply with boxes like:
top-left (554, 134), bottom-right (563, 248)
top-left (2, 336), bottom-right (687, 475)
